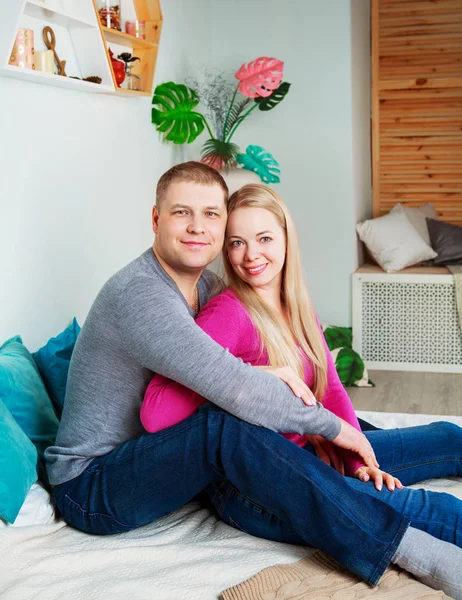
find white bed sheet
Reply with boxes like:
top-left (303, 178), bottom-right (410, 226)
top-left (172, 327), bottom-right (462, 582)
top-left (1, 411), bottom-right (461, 600)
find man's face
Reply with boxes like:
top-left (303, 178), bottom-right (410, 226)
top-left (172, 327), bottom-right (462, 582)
top-left (153, 181), bottom-right (227, 273)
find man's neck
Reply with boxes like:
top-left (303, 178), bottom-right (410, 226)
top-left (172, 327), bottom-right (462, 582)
top-left (152, 246), bottom-right (202, 304)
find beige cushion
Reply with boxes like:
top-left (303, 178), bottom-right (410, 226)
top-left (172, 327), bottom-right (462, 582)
top-left (356, 211), bottom-right (437, 273)
top-left (391, 203), bottom-right (437, 245)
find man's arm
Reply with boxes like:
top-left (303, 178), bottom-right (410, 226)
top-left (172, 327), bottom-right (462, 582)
top-left (117, 277), bottom-right (341, 439)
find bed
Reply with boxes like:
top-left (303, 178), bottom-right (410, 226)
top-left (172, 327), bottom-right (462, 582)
top-left (1, 410), bottom-right (461, 600)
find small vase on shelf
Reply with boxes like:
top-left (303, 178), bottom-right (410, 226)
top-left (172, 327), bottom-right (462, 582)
top-left (9, 29), bottom-right (35, 70)
top-left (98, 0), bottom-right (121, 30)
top-left (118, 53), bottom-right (143, 91)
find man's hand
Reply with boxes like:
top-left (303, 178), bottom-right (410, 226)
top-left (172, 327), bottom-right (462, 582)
top-left (306, 435), bottom-right (345, 475)
top-left (331, 419), bottom-right (379, 469)
top-left (254, 366), bottom-right (317, 406)
top-left (354, 466), bottom-right (404, 492)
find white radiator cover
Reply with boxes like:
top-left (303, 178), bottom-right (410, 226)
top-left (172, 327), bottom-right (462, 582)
top-left (352, 271), bottom-right (462, 373)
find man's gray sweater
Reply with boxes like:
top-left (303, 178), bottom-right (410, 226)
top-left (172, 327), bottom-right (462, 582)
top-left (45, 249), bottom-right (341, 485)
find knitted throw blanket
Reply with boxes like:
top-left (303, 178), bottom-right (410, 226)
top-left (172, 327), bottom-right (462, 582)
top-left (221, 551), bottom-right (450, 600)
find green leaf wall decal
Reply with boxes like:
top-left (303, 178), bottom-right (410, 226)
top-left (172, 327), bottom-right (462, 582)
top-left (236, 145), bottom-right (280, 184)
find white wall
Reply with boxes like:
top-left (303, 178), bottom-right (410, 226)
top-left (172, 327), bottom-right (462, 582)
top-left (0, 1), bottom-right (188, 350)
top-left (0, 0), bottom-right (371, 350)
top-left (351, 0), bottom-right (372, 265)
top-left (179, 0), bottom-right (371, 325)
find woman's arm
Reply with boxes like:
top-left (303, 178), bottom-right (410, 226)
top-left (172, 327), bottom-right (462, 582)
top-left (317, 324), bottom-right (365, 475)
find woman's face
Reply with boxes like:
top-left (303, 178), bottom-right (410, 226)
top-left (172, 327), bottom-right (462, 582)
top-left (226, 207), bottom-right (286, 293)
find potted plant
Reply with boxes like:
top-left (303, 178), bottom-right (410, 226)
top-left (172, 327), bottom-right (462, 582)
top-left (151, 56), bottom-right (290, 189)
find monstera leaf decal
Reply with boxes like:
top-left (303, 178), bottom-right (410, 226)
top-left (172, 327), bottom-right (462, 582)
top-left (151, 82), bottom-right (205, 144)
top-left (255, 82), bottom-right (291, 111)
top-left (236, 145), bottom-right (280, 184)
top-left (235, 57), bottom-right (284, 98)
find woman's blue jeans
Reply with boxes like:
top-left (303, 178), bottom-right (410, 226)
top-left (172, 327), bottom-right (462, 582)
top-left (53, 404), bottom-right (461, 585)
top-left (206, 420), bottom-right (462, 550)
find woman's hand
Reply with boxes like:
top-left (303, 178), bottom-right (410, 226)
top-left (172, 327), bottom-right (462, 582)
top-left (255, 366), bottom-right (317, 406)
top-left (354, 466), bottom-right (404, 492)
top-left (306, 435), bottom-right (345, 475)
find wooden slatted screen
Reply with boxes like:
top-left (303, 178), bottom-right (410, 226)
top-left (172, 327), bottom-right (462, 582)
top-left (372, 0), bottom-right (462, 224)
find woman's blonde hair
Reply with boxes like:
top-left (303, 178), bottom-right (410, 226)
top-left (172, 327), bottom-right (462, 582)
top-left (223, 184), bottom-right (328, 401)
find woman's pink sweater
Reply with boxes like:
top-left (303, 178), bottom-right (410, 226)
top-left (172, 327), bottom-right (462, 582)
top-left (141, 289), bottom-right (364, 476)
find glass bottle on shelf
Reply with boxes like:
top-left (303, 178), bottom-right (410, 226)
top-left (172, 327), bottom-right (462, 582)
top-left (118, 53), bottom-right (143, 91)
top-left (98, 0), bottom-right (121, 30)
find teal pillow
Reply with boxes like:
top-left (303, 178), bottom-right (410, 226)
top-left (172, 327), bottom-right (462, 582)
top-left (0, 399), bottom-right (38, 524)
top-left (0, 336), bottom-right (59, 461)
top-left (33, 318), bottom-right (80, 416)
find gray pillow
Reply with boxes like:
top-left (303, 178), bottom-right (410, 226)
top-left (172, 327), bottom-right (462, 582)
top-left (426, 218), bottom-right (462, 265)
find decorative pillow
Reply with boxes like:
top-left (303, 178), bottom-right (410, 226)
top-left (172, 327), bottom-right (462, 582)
top-left (0, 399), bottom-right (38, 524)
top-left (322, 325), bottom-right (373, 387)
top-left (427, 218), bottom-right (462, 265)
top-left (390, 203), bottom-right (437, 245)
top-left (33, 318), bottom-right (80, 417)
top-left (356, 210), bottom-right (437, 273)
top-left (0, 336), bottom-right (59, 461)
top-left (0, 483), bottom-right (56, 528)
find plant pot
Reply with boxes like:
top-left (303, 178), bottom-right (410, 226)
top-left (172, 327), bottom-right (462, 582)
top-left (219, 167), bottom-right (261, 196)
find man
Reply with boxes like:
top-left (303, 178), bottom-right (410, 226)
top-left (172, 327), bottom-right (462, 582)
top-left (45, 162), bottom-right (439, 589)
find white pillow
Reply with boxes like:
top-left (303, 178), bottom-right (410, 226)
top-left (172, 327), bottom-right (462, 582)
top-left (356, 210), bottom-right (437, 273)
top-left (0, 483), bottom-right (56, 528)
top-left (390, 203), bottom-right (437, 245)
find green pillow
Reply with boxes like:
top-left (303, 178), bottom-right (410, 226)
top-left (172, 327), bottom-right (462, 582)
top-left (33, 318), bottom-right (80, 417)
top-left (0, 399), bottom-right (38, 524)
top-left (322, 325), bottom-right (374, 387)
top-left (0, 336), bottom-right (59, 461)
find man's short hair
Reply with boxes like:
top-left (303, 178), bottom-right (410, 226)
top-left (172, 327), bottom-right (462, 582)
top-left (156, 161), bottom-right (229, 209)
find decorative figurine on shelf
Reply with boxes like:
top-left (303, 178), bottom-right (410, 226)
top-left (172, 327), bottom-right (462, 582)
top-left (43, 26), bottom-right (66, 76)
top-left (109, 48), bottom-right (125, 87)
top-left (98, 0), bottom-right (121, 30)
top-left (118, 52), bottom-right (143, 91)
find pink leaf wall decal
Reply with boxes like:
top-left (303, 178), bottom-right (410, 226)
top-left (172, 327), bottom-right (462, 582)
top-left (235, 57), bottom-right (284, 98)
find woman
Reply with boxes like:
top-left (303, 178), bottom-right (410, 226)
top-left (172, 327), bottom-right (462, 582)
top-left (142, 185), bottom-right (462, 597)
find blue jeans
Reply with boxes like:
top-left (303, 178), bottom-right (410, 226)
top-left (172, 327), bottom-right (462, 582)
top-left (207, 421), bottom-right (462, 551)
top-left (55, 403), bottom-right (417, 585)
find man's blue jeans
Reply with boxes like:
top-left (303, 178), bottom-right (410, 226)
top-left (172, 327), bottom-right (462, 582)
top-left (53, 404), bottom-right (459, 586)
top-left (206, 420), bottom-right (462, 548)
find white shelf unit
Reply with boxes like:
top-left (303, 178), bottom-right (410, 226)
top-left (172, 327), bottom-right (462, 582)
top-left (0, 0), bottom-right (114, 94)
top-left (24, 1), bottom-right (97, 29)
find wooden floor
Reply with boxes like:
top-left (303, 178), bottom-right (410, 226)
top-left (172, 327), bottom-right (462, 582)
top-left (348, 370), bottom-right (462, 416)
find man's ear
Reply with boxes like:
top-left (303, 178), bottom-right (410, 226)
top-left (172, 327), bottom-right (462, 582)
top-left (152, 206), bottom-right (160, 233)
